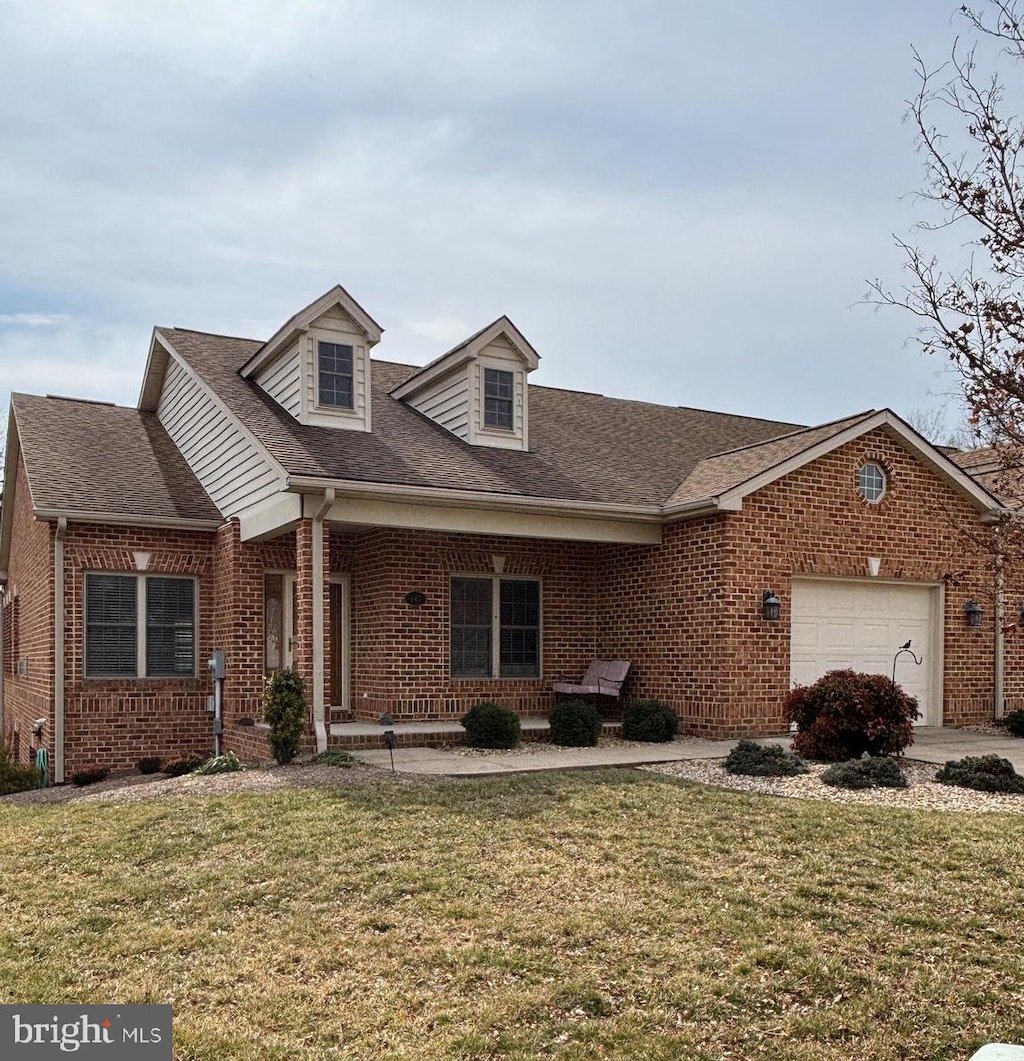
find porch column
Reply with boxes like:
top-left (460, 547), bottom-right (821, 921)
top-left (295, 493), bottom-right (334, 753)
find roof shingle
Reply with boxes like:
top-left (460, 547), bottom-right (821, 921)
top-left (12, 393), bottom-right (221, 523)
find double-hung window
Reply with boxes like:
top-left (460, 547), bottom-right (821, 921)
top-left (451, 576), bottom-right (540, 678)
top-left (317, 341), bottom-right (354, 409)
top-left (85, 573), bottom-right (196, 678)
top-left (483, 368), bottom-right (514, 430)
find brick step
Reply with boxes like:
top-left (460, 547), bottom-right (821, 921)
top-left (328, 716), bottom-right (623, 751)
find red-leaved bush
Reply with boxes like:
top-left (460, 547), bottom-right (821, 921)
top-left (785, 669), bottom-right (920, 762)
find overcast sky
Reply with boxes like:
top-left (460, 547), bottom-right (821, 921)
top-left (0, 0), bottom-right (991, 435)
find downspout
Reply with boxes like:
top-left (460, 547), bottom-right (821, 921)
top-left (54, 517), bottom-right (67, 783)
top-left (994, 557), bottom-right (1005, 721)
top-left (311, 489), bottom-right (335, 754)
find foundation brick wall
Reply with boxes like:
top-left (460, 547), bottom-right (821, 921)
top-left (3, 457), bottom-right (54, 763)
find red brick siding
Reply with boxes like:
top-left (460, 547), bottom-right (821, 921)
top-left (339, 529), bottom-right (597, 720)
top-left (61, 522), bottom-right (217, 774)
top-left (596, 428), bottom-right (1000, 737)
top-left (3, 457), bottom-right (54, 762)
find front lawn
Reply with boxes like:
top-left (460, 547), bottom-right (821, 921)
top-left (1, 769), bottom-right (1023, 1060)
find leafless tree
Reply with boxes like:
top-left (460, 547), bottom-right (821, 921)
top-left (871, 1), bottom-right (1024, 472)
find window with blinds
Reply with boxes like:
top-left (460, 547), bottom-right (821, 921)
top-left (85, 573), bottom-right (196, 678)
top-left (451, 576), bottom-right (540, 678)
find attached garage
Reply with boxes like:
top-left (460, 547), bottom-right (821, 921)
top-left (790, 578), bottom-right (944, 726)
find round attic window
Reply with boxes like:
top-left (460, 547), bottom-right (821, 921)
top-left (857, 462), bottom-right (887, 503)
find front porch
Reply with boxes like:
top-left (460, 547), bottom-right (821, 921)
top-left (327, 715), bottom-right (625, 751)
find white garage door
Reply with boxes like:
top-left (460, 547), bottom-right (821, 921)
top-left (790, 579), bottom-right (942, 726)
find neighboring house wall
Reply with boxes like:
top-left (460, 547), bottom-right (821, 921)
top-left (157, 358), bottom-right (282, 516)
top-left (3, 457), bottom-right (54, 762)
top-left (60, 522), bottom-right (217, 774)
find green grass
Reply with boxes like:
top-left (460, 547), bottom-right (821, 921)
top-left (2, 769), bottom-right (1023, 1059)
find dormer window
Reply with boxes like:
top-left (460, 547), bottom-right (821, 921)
top-left (484, 368), bottom-right (514, 430)
top-left (318, 341), bottom-right (354, 409)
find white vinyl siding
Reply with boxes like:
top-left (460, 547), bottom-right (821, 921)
top-left (256, 345), bottom-right (302, 416)
top-left (406, 372), bottom-right (471, 440)
top-left (157, 358), bottom-right (283, 516)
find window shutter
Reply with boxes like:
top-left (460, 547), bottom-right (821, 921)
top-left (146, 577), bottom-right (196, 676)
top-left (85, 574), bottom-right (137, 677)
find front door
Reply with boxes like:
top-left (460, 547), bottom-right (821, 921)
top-left (264, 572), bottom-right (296, 674)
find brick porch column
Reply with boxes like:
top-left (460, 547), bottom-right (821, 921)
top-left (294, 511), bottom-right (333, 748)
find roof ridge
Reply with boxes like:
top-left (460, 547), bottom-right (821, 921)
top-left (162, 326), bottom-right (263, 343)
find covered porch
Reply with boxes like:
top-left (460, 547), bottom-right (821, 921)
top-left (223, 486), bottom-right (663, 755)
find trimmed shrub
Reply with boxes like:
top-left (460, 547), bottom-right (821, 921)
top-left (725, 739), bottom-right (808, 777)
top-left (786, 669), bottom-right (920, 762)
top-left (163, 755), bottom-right (203, 778)
top-left (622, 700), bottom-right (679, 743)
top-left (821, 756), bottom-right (908, 790)
top-left (264, 668), bottom-right (307, 765)
top-left (461, 702), bottom-right (521, 749)
top-left (549, 699), bottom-right (603, 747)
top-left (311, 750), bottom-right (358, 768)
top-left (195, 752), bottom-right (243, 775)
top-left (0, 747), bottom-right (40, 795)
top-left (1005, 709), bottom-right (1024, 738)
top-left (72, 765), bottom-right (110, 787)
top-left (137, 756), bottom-right (163, 775)
top-left (935, 755), bottom-right (1024, 793)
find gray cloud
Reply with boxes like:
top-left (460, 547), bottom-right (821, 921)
top-left (0, 0), bottom-right (972, 431)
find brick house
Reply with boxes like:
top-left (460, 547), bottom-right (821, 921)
top-left (0, 285), bottom-right (1014, 780)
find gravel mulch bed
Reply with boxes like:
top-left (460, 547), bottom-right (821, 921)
top-left (645, 757), bottom-right (1024, 814)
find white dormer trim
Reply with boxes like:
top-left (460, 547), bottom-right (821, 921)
top-left (391, 316), bottom-right (539, 452)
top-left (239, 284), bottom-right (383, 380)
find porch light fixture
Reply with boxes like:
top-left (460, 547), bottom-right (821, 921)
top-left (761, 590), bottom-right (781, 622)
top-left (965, 599), bottom-right (984, 627)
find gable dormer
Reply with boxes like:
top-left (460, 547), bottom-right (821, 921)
top-left (241, 285), bottom-right (383, 432)
top-left (390, 317), bottom-right (539, 451)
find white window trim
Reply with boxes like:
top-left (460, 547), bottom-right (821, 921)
top-left (857, 462), bottom-right (888, 503)
top-left (84, 572), bottom-right (199, 680)
top-left (315, 339), bottom-right (356, 412)
top-left (450, 573), bottom-right (543, 680)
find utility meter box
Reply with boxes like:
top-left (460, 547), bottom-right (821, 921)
top-left (207, 650), bottom-right (226, 680)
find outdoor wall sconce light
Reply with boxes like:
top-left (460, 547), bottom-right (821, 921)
top-left (965, 600), bottom-right (984, 627)
top-left (761, 590), bottom-right (781, 622)
top-left (1019, 602), bottom-right (1024, 626)
top-left (404, 590), bottom-right (427, 607)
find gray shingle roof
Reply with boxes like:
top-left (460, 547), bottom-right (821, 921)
top-left (667, 413), bottom-right (876, 507)
top-left (160, 328), bottom-right (806, 507)
top-left (12, 393), bottom-right (221, 523)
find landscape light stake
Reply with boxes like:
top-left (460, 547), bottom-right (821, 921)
top-left (384, 729), bottom-right (396, 773)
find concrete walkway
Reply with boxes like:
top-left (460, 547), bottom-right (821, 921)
top-left (350, 727), bottom-right (1024, 777)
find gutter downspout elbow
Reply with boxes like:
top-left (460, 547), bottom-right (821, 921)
top-left (54, 517), bottom-right (67, 783)
top-left (311, 489), bottom-right (335, 755)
